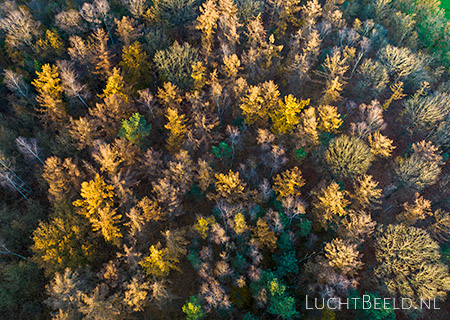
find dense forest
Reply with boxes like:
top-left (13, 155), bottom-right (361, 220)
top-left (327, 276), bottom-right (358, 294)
top-left (2, 0), bottom-right (450, 319)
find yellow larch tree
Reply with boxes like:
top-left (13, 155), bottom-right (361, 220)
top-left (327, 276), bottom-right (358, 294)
top-left (73, 174), bottom-right (122, 243)
top-left (164, 107), bottom-right (188, 154)
top-left (32, 64), bottom-right (68, 127)
top-left (270, 95), bottom-right (310, 135)
top-left (273, 166), bottom-right (305, 200)
top-left (317, 104), bottom-right (342, 133)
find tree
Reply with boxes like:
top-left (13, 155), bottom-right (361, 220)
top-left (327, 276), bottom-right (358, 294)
top-left (270, 95), bottom-right (309, 135)
top-left (165, 107), bottom-right (187, 154)
top-left (139, 243), bottom-right (179, 278)
top-left (272, 166), bottom-right (305, 200)
top-left (0, 5), bottom-right (41, 49)
top-left (73, 174), bottom-right (122, 243)
top-left (252, 218), bottom-right (277, 251)
top-left (89, 28), bottom-right (114, 80)
top-left (325, 135), bottom-right (374, 179)
top-left (196, 0), bottom-right (219, 57)
top-left (99, 67), bottom-right (129, 102)
top-left (293, 106), bottom-right (319, 151)
top-left (115, 16), bottom-right (143, 47)
top-left (396, 193), bottom-right (432, 225)
top-left (402, 92), bottom-right (450, 148)
top-left (313, 182), bottom-right (350, 229)
top-left (32, 212), bottom-right (95, 275)
top-left (154, 41), bottom-right (199, 89)
top-left (183, 295), bottom-right (206, 320)
top-left (57, 60), bottom-right (89, 108)
top-left (118, 113), bottom-right (151, 146)
top-left (45, 268), bottom-right (86, 319)
top-left (324, 238), bottom-right (362, 276)
top-left (317, 105), bottom-right (342, 133)
top-left (210, 170), bottom-right (248, 203)
top-left (43, 157), bottom-right (82, 205)
top-left (15, 137), bottom-right (44, 165)
top-left (375, 224), bottom-right (450, 304)
top-left (351, 175), bottom-right (382, 210)
top-left (32, 64), bottom-right (68, 127)
top-left (3, 70), bottom-right (30, 100)
top-left (120, 41), bottom-right (151, 89)
top-left (394, 141), bottom-right (442, 191)
top-left (368, 132), bottom-right (395, 157)
top-left (79, 284), bottom-right (122, 320)
top-left (240, 81), bottom-right (280, 127)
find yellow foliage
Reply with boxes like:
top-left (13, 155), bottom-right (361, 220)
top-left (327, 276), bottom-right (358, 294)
top-left (317, 105), bottom-right (342, 133)
top-left (383, 81), bottom-right (406, 110)
top-left (270, 95), bottom-right (310, 135)
top-left (164, 107), bottom-right (187, 154)
top-left (193, 216), bottom-right (216, 239)
top-left (368, 131), bottom-right (396, 157)
top-left (314, 182), bottom-right (350, 229)
top-left (139, 243), bottom-right (179, 278)
top-left (212, 170), bottom-right (247, 202)
top-left (191, 61), bottom-right (207, 91)
top-left (98, 67), bottom-right (129, 102)
top-left (273, 166), bottom-right (305, 200)
top-left (233, 213), bottom-right (247, 235)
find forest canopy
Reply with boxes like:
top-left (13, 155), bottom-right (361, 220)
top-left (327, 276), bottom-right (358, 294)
top-left (1, 0), bottom-right (450, 319)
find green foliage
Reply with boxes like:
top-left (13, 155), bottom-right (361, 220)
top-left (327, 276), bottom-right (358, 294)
top-left (0, 261), bottom-right (44, 319)
top-left (118, 112), bottom-right (151, 145)
top-left (251, 272), bottom-right (298, 319)
top-left (182, 295), bottom-right (206, 320)
top-left (212, 142), bottom-right (233, 160)
top-left (274, 251), bottom-right (299, 277)
top-left (349, 290), bottom-right (395, 320)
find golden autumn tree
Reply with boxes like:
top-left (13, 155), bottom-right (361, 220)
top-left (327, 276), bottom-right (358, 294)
top-left (368, 131), bottom-right (396, 157)
top-left (73, 174), bottom-right (122, 243)
top-left (313, 182), bottom-right (350, 229)
top-left (273, 166), bottom-right (305, 200)
top-left (210, 170), bottom-right (248, 203)
top-left (270, 95), bottom-right (310, 135)
top-left (240, 81), bottom-right (280, 127)
top-left (164, 107), bottom-right (187, 154)
top-left (98, 67), bottom-right (130, 102)
top-left (120, 41), bottom-right (151, 89)
top-left (32, 210), bottom-right (95, 275)
top-left (139, 243), bottom-right (179, 278)
top-left (32, 64), bottom-right (68, 127)
top-left (317, 105), bottom-right (342, 133)
top-left (196, 0), bottom-right (219, 56)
